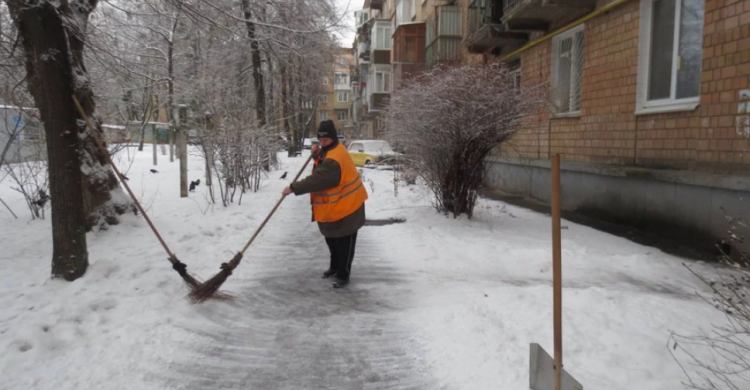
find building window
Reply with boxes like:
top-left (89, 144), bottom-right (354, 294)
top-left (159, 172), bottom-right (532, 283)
top-left (338, 111), bottom-right (348, 121)
top-left (411, 0), bottom-right (417, 19)
top-left (319, 111), bottom-right (328, 121)
top-left (636, 0), bottom-right (704, 113)
top-left (551, 24), bottom-right (584, 115)
top-left (375, 24), bottom-right (392, 50)
top-left (508, 58), bottom-right (521, 91)
top-left (339, 58), bottom-right (346, 66)
top-left (337, 92), bottom-right (349, 102)
top-left (334, 73), bottom-right (348, 85)
top-left (396, 0), bottom-right (409, 27)
top-left (320, 94), bottom-right (328, 103)
top-left (374, 72), bottom-right (391, 93)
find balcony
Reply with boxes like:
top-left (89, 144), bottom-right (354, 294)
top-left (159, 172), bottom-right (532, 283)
top-left (465, 0), bottom-right (528, 54)
top-left (357, 41), bottom-right (371, 63)
top-left (355, 9), bottom-right (371, 32)
top-left (367, 65), bottom-right (391, 113)
top-left (370, 20), bottom-right (392, 65)
top-left (425, 6), bottom-right (463, 68)
top-left (502, 0), bottom-right (595, 30)
top-left (393, 23), bottom-right (425, 63)
top-left (369, 0), bottom-right (385, 10)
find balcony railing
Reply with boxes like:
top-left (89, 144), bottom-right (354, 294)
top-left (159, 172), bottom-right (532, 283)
top-left (425, 6), bottom-right (462, 68)
top-left (501, 0), bottom-right (595, 30)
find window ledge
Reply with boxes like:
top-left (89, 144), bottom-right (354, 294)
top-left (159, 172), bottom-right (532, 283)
top-left (552, 112), bottom-right (581, 119)
top-left (635, 102), bottom-right (699, 116)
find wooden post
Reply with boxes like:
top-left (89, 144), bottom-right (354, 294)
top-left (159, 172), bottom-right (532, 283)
top-left (551, 154), bottom-right (563, 390)
top-left (152, 124), bottom-right (157, 166)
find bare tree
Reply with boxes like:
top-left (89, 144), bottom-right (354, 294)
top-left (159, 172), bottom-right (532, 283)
top-left (6, 0), bottom-right (94, 280)
top-left (385, 64), bottom-right (543, 218)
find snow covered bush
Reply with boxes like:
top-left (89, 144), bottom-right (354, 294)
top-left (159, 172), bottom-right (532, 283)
top-left (384, 64), bottom-right (543, 218)
top-left (670, 213), bottom-right (750, 390)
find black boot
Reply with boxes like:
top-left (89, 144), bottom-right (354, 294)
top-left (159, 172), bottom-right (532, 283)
top-left (332, 278), bottom-right (349, 288)
top-left (322, 268), bottom-right (337, 278)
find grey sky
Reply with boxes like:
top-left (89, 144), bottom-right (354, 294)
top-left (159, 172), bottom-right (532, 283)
top-left (333, 0), bottom-right (358, 47)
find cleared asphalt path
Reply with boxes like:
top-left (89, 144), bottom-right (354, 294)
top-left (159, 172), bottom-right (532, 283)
top-left (153, 198), bottom-right (436, 390)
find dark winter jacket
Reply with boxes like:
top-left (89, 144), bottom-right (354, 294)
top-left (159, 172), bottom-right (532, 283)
top-left (290, 142), bottom-right (366, 238)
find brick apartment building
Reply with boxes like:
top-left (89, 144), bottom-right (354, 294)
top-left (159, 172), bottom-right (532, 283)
top-left (315, 48), bottom-right (354, 139)
top-left (351, 0), bottom-right (750, 252)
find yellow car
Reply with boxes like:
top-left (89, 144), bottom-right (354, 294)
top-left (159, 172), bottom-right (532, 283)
top-left (347, 140), bottom-right (398, 167)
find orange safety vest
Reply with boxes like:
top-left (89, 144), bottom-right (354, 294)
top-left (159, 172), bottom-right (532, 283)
top-left (311, 143), bottom-right (368, 223)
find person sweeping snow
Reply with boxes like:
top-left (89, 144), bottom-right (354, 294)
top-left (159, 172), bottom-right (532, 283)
top-left (282, 120), bottom-right (368, 288)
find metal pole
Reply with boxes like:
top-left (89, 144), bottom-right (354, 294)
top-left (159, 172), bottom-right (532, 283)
top-left (551, 154), bottom-right (562, 390)
top-left (152, 124), bottom-right (157, 166)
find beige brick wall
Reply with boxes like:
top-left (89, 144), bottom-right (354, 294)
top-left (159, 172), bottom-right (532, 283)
top-left (499, 0), bottom-right (750, 174)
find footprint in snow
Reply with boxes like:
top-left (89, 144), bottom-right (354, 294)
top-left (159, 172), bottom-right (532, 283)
top-left (178, 234), bottom-right (195, 242)
top-left (15, 339), bottom-right (33, 353)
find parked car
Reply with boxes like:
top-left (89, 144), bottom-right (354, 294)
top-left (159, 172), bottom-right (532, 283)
top-left (347, 140), bottom-right (400, 167)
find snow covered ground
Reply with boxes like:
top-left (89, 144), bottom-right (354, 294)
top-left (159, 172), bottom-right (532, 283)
top-left (0, 145), bottom-right (729, 390)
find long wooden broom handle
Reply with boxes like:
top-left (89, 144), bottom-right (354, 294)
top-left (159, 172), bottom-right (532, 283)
top-left (240, 153), bottom-right (313, 254)
top-left (72, 96), bottom-right (177, 262)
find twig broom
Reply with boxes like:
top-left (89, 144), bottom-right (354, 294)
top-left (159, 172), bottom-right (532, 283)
top-left (188, 153), bottom-right (313, 303)
top-left (72, 95), bottom-right (208, 294)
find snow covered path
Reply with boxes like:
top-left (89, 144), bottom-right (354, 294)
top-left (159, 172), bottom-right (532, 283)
top-left (153, 196), bottom-right (436, 389)
top-left (0, 146), bottom-right (732, 390)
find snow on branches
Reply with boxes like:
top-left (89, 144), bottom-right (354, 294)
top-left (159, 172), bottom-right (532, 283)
top-left (385, 64), bottom-right (544, 218)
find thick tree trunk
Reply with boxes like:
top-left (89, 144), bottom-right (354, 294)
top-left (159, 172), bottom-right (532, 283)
top-left (10, 0), bottom-right (131, 233)
top-left (6, 0), bottom-right (91, 280)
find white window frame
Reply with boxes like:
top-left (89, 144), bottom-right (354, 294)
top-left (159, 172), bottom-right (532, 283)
top-left (334, 73), bottom-right (348, 86)
top-left (337, 92), bottom-right (349, 102)
top-left (320, 94), bottom-right (328, 103)
top-left (550, 24), bottom-right (584, 117)
top-left (338, 111), bottom-right (348, 121)
top-left (395, 0), bottom-right (410, 29)
top-left (319, 111), bottom-right (328, 121)
top-left (636, 0), bottom-right (703, 115)
top-left (374, 71), bottom-right (391, 93)
top-left (374, 24), bottom-right (392, 50)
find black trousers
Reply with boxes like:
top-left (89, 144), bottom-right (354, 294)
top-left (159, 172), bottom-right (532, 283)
top-left (324, 232), bottom-right (358, 281)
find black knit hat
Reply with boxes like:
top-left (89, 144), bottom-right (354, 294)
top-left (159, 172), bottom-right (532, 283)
top-left (317, 120), bottom-right (338, 140)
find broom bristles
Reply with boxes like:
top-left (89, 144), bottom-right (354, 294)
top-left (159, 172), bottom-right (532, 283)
top-left (188, 268), bottom-right (233, 303)
top-left (181, 273), bottom-right (202, 291)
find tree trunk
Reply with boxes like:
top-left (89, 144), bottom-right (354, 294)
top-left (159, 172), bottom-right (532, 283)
top-left (6, 0), bottom-right (92, 280)
top-left (241, 0), bottom-right (266, 128)
top-left (167, 9), bottom-right (187, 197)
top-left (281, 65), bottom-right (294, 157)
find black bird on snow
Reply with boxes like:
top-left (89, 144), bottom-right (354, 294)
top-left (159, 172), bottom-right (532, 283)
top-left (279, 171), bottom-right (288, 180)
top-left (150, 169), bottom-right (159, 174)
top-left (189, 179), bottom-right (201, 192)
